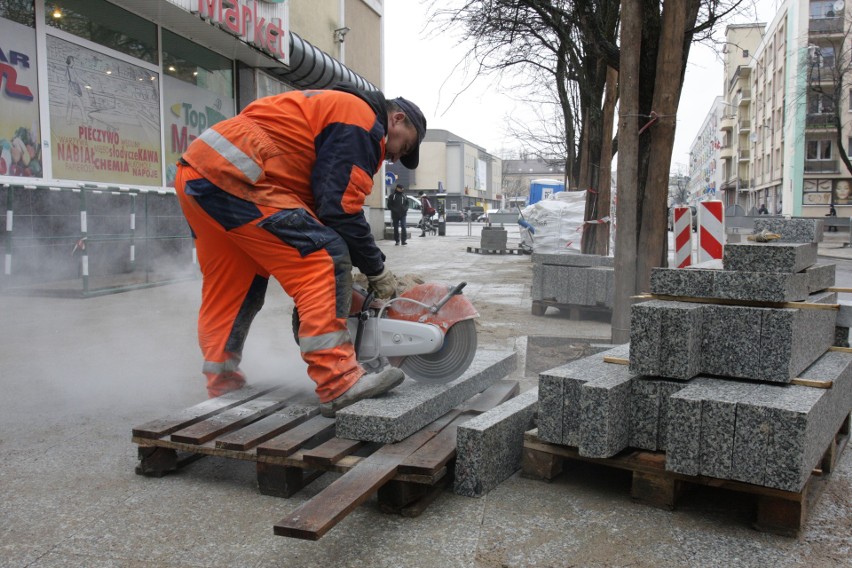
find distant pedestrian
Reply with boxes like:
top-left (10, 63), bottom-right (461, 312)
top-left (387, 183), bottom-right (409, 245)
top-left (758, 203), bottom-right (768, 215)
top-left (827, 204), bottom-right (838, 232)
top-left (419, 191), bottom-right (434, 237)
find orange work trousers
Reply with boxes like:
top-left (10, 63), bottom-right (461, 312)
top-left (175, 163), bottom-right (363, 401)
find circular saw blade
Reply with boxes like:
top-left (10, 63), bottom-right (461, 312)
top-left (398, 319), bottom-right (477, 383)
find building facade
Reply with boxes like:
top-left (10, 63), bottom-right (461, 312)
top-left (387, 129), bottom-right (503, 215)
top-left (687, 96), bottom-right (725, 204)
top-left (689, 0), bottom-right (852, 218)
top-left (0, 0), bottom-right (386, 292)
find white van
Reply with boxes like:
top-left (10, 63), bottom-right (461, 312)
top-left (384, 195), bottom-right (422, 227)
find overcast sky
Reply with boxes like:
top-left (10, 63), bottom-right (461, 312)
top-left (383, 0), bottom-right (780, 170)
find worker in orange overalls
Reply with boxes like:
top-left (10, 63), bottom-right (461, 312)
top-left (174, 82), bottom-right (426, 416)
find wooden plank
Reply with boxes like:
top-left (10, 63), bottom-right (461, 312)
top-left (634, 293), bottom-right (839, 311)
top-left (273, 411), bottom-right (459, 540)
top-left (790, 378), bottom-right (833, 389)
top-left (132, 385), bottom-right (279, 439)
top-left (215, 408), bottom-right (318, 451)
top-left (829, 346), bottom-right (852, 353)
top-left (302, 438), bottom-right (366, 466)
top-left (170, 388), bottom-right (294, 445)
top-left (256, 415), bottom-right (336, 458)
top-left (604, 356), bottom-right (629, 365)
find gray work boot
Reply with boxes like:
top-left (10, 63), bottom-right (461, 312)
top-left (320, 367), bottom-right (405, 418)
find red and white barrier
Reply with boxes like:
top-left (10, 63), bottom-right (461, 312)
top-left (698, 200), bottom-right (725, 263)
top-left (673, 206), bottom-right (693, 268)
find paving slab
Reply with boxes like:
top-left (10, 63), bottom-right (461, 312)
top-left (698, 381), bottom-right (760, 479)
top-left (629, 377), bottom-right (687, 451)
top-left (665, 377), bottom-right (715, 476)
top-left (334, 350), bottom-right (517, 443)
top-left (578, 371), bottom-right (634, 458)
top-left (630, 300), bottom-right (703, 380)
top-left (454, 388), bottom-right (538, 497)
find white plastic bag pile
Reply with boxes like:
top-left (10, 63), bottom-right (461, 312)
top-left (519, 190), bottom-right (587, 253)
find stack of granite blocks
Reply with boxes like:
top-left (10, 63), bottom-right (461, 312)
top-left (535, 218), bottom-right (852, 493)
top-left (531, 253), bottom-right (615, 309)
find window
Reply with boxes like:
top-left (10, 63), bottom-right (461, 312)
top-left (47, 0), bottom-right (158, 64)
top-left (810, 0), bottom-right (836, 18)
top-left (809, 92), bottom-right (835, 114)
top-left (807, 139), bottom-right (833, 160)
top-left (161, 31), bottom-right (235, 186)
top-left (0, 0), bottom-right (35, 27)
top-left (743, 50), bottom-right (749, 58)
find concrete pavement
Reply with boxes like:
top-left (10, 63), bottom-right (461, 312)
top-left (0, 224), bottom-right (850, 567)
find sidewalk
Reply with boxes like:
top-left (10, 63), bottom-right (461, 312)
top-left (0, 227), bottom-right (850, 567)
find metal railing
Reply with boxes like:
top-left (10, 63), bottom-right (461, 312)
top-left (1, 182), bottom-right (197, 297)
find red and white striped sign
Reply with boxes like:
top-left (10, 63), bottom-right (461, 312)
top-left (673, 206), bottom-right (693, 268)
top-left (698, 200), bottom-right (725, 263)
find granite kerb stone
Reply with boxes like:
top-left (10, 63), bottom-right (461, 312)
top-left (334, 350), bottom-right (517, 443)
top-left (723, 242), bottom-right (817, 274)
top-left (753, 218), bottom-right (824, 243)
top-left (454, 388), bottom-right (538, 497)
top-left (531, 253), bottom-right (614, 267)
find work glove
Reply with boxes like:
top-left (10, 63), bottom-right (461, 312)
top-left (367, 268), bottom-right (397, 300)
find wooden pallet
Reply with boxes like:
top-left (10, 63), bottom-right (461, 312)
top-left (132, 380), bottom-right (520, 540)
top-left (522, 414), bottom-right (850, 537)
top-left (531, 299), bottom-right (612, 320)
top-left (466, 246), bottom-right (526, 255)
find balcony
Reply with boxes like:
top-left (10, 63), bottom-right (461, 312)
top-left (738, 149), bottom-right (751, 161)
top-left (806, 113), bottom-right (836, 130)
top-left (720, 145), bottom-right (734, 159)
top-left (804, 159), bottom-right (839, 173)
top-left (720, 115), bottom-right (736, 131)
top-left (810, 16), bottom-right (844, 35)
top-left (738, 119), bottom-right (751, 132)
top-left (737, 90), bottom-right (751, 105)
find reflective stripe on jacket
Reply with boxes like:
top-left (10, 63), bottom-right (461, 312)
top-left (182, 86), bottom-right (388, 276)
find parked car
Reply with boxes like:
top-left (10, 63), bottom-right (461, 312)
top-left (445, 210), bottom-right (464, 222)
top-left (466, 206), bottom-right (486, 222)
top-left (384, 195), bottom-right (422, 227)
top-left (667, 205), bottom-right (697, 232)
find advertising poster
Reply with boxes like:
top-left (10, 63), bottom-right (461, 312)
top-left (0, 17), bottom-right (43, 178)
top-left (802, 179), bottom-right (832, 205)
top-left (46, 35), bottom-right (162, 185)
top-left (162, 74), bottom-right (233, 186)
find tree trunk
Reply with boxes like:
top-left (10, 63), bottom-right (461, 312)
top-left (595, 66), bottom-right (619, 255)
top-left (612, 0), bottom-right (642, 344)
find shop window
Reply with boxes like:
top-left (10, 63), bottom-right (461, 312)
top-left (1, 0), bottom-right (35, 27)
top-left (46, 0), bottom-right (157, 64)
top-left (1, 2), bottom-right (43, 178)
top-left (162, 30), bottom-right (235, 186)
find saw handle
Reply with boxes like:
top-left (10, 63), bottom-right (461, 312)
top-left (430, 282), bottom-right (467, 314)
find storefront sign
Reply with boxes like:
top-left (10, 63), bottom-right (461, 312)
top-left (196, 0), bottom-right (289, 64)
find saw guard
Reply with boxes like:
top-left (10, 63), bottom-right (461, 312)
top-left (384, 282), bottom-right (478, 333)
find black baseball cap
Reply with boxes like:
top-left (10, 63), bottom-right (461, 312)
top-left (392, 97), bottom-right (426, 169)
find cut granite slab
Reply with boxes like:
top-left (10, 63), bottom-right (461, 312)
top-left (836, 327), bottom-right (850, 348)
top-left (763, 350), bottom-right (852, 491)
top-left (757, 291), bottom-right (837, 382)
top-left (837, 302), bottom-right (852, 328)
top-left (335, 350), bottom-right (516, 443)
top-left (666, 378), bottom-right (714, 476)
top-left (649, 268), bottom-right (716, 298)
top-left (698, 381), bottom-right (759, 479)
top-left (531, 252), bottom-right (614, 267)
top-left (585, 266), bottom-right (615, 307)
top-left (806, 263), bottom-right (836, 293)
top-left (713, 271), bottom-right (810, 303)
top-left (753, 217), bottom-right (824, 243)
top-left (454, 388), bottom-right (538, 497)
top-left (630, 377), bottom-right (687, 451)
top-left (536, 343), bottom-right (631, 446)
top-left (723, 242), bottom-right (817, 274)
top-left (578, 371), bottom-right (634, 458)
top-left (630, 300), bottom-right (703, 380)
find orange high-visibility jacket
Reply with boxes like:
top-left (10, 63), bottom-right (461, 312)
top-left (182, 83), bottom-right (388, 276)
